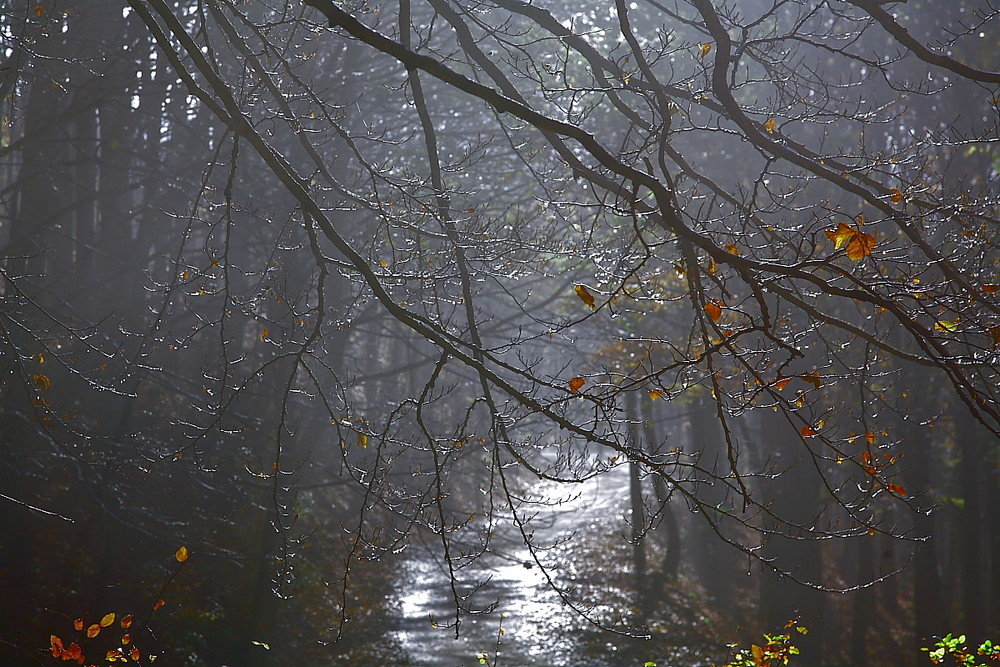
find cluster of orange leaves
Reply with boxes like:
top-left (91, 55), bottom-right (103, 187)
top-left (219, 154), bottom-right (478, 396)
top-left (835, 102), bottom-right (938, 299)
top-left (50, 612), bottom-right (147, 665)
top-left (825, 220), bottom-right (875, 261)
top-left (50, 602), bottom-right (167, 665)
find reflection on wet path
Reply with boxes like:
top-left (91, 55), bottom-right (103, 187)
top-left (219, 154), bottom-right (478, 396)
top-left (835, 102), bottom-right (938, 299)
top-left (393, 466), bottom-right (630, 666)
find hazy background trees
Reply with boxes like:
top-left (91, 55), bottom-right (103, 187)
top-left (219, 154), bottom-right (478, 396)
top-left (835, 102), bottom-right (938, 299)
top-left (1, 0), bottom-right (998, 665)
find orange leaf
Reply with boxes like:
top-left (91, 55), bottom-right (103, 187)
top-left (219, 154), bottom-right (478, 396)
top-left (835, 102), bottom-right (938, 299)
top-left (704, 300), bottom-right (723, 323)
top-left (824, 222), bottom-right (855, 250)
top-left (800, 425), bottom-right (817, 437)
top-left (32, 374), bottom-right (51, 392)
top-left (175, 545), bottom-right (189, 562)
top-left (574, 284), bottom-right (596, 309)
top-left (889, 188), bottom-right (903, 203)
top-left (99, 612), bottom-right (115, 628)
top-left (846, 230), bottom-right (876, 260)
top-left (122, 633), bottom-right (131, 645)
top-left (568, 377), bottom-right (585, 394)
top-left (51, 635), bottom-right (64, 658)
top-left (106, 649), bottom-right (123, 661)
top-left (259, 328), bottom-right (269, 341)
top-left (131, 647), bottom-right (141, 661)
top-left (152, 599), bottom-right (165, 611)
top-left (66, 642), bottom-right (82, 661)
top-left (751, 643), bottom-right (766, 667)
top-left (774, 377), bottom-right (792, 391)
top-left (725, 243), bottom-right (740, 255)
top-left (983, 284), bottom-right (999, 294)
top-left (764, 118), bottom-right (777, 135)
top-left (647, 389), bottom-right (663, 400)
top-left (699, 43), bottom-right (712, 58)
top-left (73, 618), bottom-right (83, 632)
top-left (888, 483), bottom-right (907, 496)
top-left (801, 371), bottom-right (821, 390)
top-left (86, 624), bottom-right (100, 639)
top-left (865, 431), bottom-right (875, 445)
top-left (35, 5), bottom-right (45, 16)
top-left (120, 614), bottom-right (133, 629)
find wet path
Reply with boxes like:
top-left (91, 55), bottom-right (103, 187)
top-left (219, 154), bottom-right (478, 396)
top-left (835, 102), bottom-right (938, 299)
top-left (393, 466), bottom-right (631, 666)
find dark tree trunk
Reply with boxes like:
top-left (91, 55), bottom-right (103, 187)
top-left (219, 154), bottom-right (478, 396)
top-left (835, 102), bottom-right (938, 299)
top-left (906, 409), bottom-right (947, 660)
top-left (850, 535), bottom-right (876, 667)
top-left (625, 390), bottom-right (648, 617)
top-left (954, 404), bottom-right (986, 644)
top-left (688, 394), bottom-right (735, 610)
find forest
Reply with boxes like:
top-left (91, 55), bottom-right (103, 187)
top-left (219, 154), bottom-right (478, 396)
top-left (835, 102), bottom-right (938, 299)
top-left (1, 0), bottom-right (998, 665)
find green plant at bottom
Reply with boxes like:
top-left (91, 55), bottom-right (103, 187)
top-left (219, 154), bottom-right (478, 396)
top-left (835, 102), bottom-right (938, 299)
top-left (719, 621), bottom-right (807, 667)
top-left (924, 634), bottom-right (1000, 666)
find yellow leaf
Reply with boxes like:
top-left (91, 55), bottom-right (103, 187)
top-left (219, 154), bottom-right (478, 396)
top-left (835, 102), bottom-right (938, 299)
top-left (122, 633), bottom-right (131, 645)
top-left (648, 389), bottom-right (664, 400)
top-left (704, 300), bottom-right (723, 323)
top-left (120, 614), bottom-right (133, 629)
top-left (764, 118), bottom-right (776, 134)
top-left (87, 624), bottom-right (100, 639)
top-left (751, 643), bottom-right (765, 667)
top-left (73, 618), bottom-right (83, 632)
top-left (357, 432), bottom-right (368, 448)
top-left (933, 320), bottom-right (958, 333)
top-left (699, 43), bottom-right (712, 58)
top-left (725, 243), bottom-right (740, 255)
top-left (574, 284), bottom-right (596, 309)
top-left (32, 352), bottom-right (44, 364)
top-left (890, 188), bottom-right (903, 203)
top-left (175, 545), bottom-right (189, 563)
top-left (707, 257), bottom-right (717, 275)
top-left (32, 374), bottom-right (51, 392)
top-left (568, 377), bottom-right (585, 394)
top-left (100, 612), bottom-right (116, 627)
